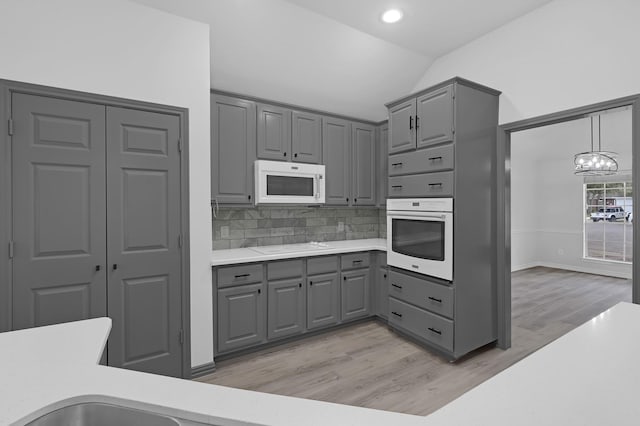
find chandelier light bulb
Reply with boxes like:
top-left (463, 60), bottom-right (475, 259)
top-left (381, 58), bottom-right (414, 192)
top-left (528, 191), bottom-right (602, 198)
top-left (592, 156), bottom-right (598, 163)
top-left (578, 158), bottom-right (585, 164)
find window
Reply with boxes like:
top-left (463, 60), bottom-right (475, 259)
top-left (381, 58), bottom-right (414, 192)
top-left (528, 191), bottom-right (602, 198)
top-left (584, 181), bottom-right (633, 262)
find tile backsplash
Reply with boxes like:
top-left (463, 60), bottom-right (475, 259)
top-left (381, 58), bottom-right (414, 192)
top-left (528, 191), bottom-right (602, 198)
top-left (213, 206), bottom-right (387, 250)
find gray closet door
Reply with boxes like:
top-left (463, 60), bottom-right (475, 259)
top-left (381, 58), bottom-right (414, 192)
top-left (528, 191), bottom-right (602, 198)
top-left (416, 85), bottom-right (454, 149)
top-left (106, 107), bottom-right (183, 377)
top-left (291, 111), bottom-right (321, 164)
top-left (11, 94), bottom-right (107, 330)
top-left (322, 117), bottom-right (350, 206)
top-left (352, 123), bottom-right (376, 206)
top-left (257, 103), bottom-right (291, 161)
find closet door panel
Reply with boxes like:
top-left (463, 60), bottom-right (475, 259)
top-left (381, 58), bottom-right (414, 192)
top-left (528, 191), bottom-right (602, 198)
top-left (106, 107), bottom-right (183, 378)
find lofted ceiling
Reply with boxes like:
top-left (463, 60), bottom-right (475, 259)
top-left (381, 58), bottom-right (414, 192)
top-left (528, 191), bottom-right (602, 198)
top-left (132, 0), bottom-right (553, 121)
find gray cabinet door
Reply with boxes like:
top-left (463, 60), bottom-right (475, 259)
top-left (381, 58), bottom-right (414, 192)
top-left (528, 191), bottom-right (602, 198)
top-left (267, 277), bottom-right (305, 340)
top-left (211, 94), bottom-right (256, 204)
top-left (106, 107), bottom-right (183, 377)
top-left (217, 283), bottom-right (266, 353)
top-left (352, 122), bottom-right (376, 206)
top-left (416, 85), bottom-right (454, 149)
top-left (377, 123), bottom-right (388, 207)
top-left (307, 272), bottom-right (339, 330)
top-left (11, 94), bottom-right (107, 330)
top-left (257, 103), bottom-right (291, 161)
top-left (292, 111), bottom-right (322, 164)
top-left (322, 117), bottom-right (351, 206)
top-left (388, 99), bottom-right (416, 154)
top-left (341, 269), bottom-right (370, 321)
top-left (377, 267), bottom-right (388, 320)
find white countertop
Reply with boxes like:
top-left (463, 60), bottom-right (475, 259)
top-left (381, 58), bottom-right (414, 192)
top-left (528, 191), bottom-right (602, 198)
top-left (211, 238), bottom-right (387, 266)
top-left (3, 299), bottom-right (640, 425)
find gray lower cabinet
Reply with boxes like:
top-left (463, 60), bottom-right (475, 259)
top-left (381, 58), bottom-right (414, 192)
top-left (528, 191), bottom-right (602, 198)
top-left (351, 122), bottom-right (376, 206)
top-left (217, 283), bottom-right (266, 353)
top-left (341, 269), bottom-right (370, 321)
top-left (267, 277), bottom-right (306, 340)
top-left (211, 94), bottom-right (256, 205)
top-left (257, 103), bottom-right (292, 161)
top-left (307, 272), bottom-right (339, 330)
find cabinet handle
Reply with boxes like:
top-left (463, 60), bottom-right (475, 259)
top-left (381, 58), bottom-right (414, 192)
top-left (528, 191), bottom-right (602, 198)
top-left (391, 162), bottom-right (403, 166)
top-left (248, 194), bottom-right (252, 200)
top-left (346, 197), bottom-right (349, 202)
top-left (258, 288), bottom-right (261, 294)
top-left (234, 273), bottom-right (250, 278)
top-left (391, 283), bottom-right (402, 289)
top-left (428, 156), bottom-right (442, 161)
top-left (391, 185), bottom-right (403, 189)
top-left (284, 152), bottom-right (287, 157)
top-left (415, 116), bottom-right (420, 129)
top-left (391, 311), bottom-right (403, 318)
top-left (354, 198), bottom-right (357, 203)
top-left (294, 153), bottom-right (298, 158)
top-left (409, 116), bottom-right (413, 130)
top-left (383, 274), bottom-right (387, 278)
top-left (428, 183), bottom-right (443, 187)
top-left (352, 260), bottom-right (362, 265)
top-left (428, 327), bottom-right (442, 335)
top-left (309, 281), bottom-right (313, 286)
top-left (343, 276), bottom-right (347, 281)
top-left (428, 296), bottom-right (443, 303)
top-left (95, 265), bottom-right (101, 272)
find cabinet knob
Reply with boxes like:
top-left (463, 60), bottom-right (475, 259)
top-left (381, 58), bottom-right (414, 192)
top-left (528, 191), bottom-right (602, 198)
top-left (258, 288), bottom-right (261, 294)
top-left (346, 197), bottom-right (349, 202)
top-left (294, 153), bottom-right (298, 158)
top-left (299, 283), bottom-right (302, 288)
top-left (95, 265), bottom-right (101, 272)
top-left (284, 152), bottom-right (287, 157)
top-left (354, 198), bottom-right (357, 203)
top-left (248, 194), bottom-right (252, 200)
top-left (383, 274), bottom-right (387, 278)
top-left (343, 276), bottom-right (346, 281)
top-left (112, 264), bottom-right (118, 270)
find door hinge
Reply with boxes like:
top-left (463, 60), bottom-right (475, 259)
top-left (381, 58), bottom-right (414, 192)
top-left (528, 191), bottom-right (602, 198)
top-left (178, 234), bottom-right (183, 248)
top-left (8, 241), bottom-right (14, 259)
top-left (8, 119), bottom-right (14, 136)
top-left (178, 138), bottom-right (183, 153)
top-left (178, 329), bottom-right (184, 345)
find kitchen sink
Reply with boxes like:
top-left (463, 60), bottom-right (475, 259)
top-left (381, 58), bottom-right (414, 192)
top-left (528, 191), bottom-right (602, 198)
top-left (25, 402), bottom-right (211, 426)
top-left (248, 241), bottom-right (332, 255)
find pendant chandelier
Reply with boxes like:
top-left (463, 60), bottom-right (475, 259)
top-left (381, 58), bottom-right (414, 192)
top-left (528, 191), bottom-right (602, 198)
top-left (574, 115), bottom-right (618, 175)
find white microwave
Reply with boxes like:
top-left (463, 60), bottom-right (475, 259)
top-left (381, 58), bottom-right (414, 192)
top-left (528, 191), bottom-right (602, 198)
top-left (254, 160), bottom-right (325, 205)
top-left (387, 198), bottom-right (454, 281)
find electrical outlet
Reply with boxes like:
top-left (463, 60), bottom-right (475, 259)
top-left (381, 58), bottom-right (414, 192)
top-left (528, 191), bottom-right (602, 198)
top-left (221, 226), bottom-right (229, 239)
top-left (337, 221), bottom-right (344, 232)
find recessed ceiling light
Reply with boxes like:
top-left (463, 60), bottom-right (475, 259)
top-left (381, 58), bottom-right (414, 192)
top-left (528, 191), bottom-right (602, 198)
top-left (381, 9), bottom-right (403, 24)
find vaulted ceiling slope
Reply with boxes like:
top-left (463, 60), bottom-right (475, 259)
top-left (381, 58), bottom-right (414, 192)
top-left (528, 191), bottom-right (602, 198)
top-left (132, 0), bottom-right (551, 121)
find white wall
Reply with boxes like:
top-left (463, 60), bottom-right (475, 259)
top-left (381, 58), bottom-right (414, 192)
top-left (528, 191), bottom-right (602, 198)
top-left (0, 0), bottom-right (214, 368)
top-left (412, 0), bottom-right (640, 125)
top-left (132, 0), bottom-right (432, 122)
top-left (511, 109), bottom-right (632, 278)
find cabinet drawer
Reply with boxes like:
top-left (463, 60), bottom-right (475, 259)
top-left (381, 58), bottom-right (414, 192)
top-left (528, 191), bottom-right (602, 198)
top-left (388, 270), bottom-right (454, 319)
top-left (267, 259), bottom-right (303, 280)
top-left (389, 297), bottom-right (453, 352)
top-left (388, 171), bottom-right (453, 198)
top-left (307, 255), bottom-right (338, 275)
top-left (388, 144), bottom-right (454, 176)
top-left (341, 252), bottom-right (371, 270)
top-left (217, 264), bottom-right (263, 288)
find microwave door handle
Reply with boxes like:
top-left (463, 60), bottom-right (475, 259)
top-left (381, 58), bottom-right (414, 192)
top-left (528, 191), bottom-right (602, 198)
top-left (315, 174), bottom-right (320, 199)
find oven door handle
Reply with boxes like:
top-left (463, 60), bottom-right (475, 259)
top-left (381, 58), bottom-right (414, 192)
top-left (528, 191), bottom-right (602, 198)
top-left (387, 213), bottom-right (447, 221)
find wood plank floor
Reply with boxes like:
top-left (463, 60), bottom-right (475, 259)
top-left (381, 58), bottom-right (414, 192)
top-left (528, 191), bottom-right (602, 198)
top-left (196, 267), bottom-right (631, 416)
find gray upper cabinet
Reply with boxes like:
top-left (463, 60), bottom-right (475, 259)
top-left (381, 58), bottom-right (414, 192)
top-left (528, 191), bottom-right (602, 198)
top-left (352, 123), bottom-right (376, 206)
top-left (211, 94), bottom-right (256, 205)
top-left (388, 99), bottom-right (416, 154)
top-left (267, 277), bottom-right (306, 340)
top-left (341, 269), bottom-right (370, 322)
top-left (377, 123), bottom-right (388, 207)
top-left (322, 117), bottom-right (351, 206)
top-left (416, 85), bottom-right (454, 149)
top-left (257, 103), bottom-right (292, 161)
top-left (292, 111), bottom-right (322, 164)
top-left (217, 282), bottom-right (266, 353)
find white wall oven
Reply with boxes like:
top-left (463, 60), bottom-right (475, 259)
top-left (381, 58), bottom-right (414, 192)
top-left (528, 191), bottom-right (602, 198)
top-left (387, 198), bottom-right (453, 281)
top-left (255, 160), bottom-right (325, 205)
